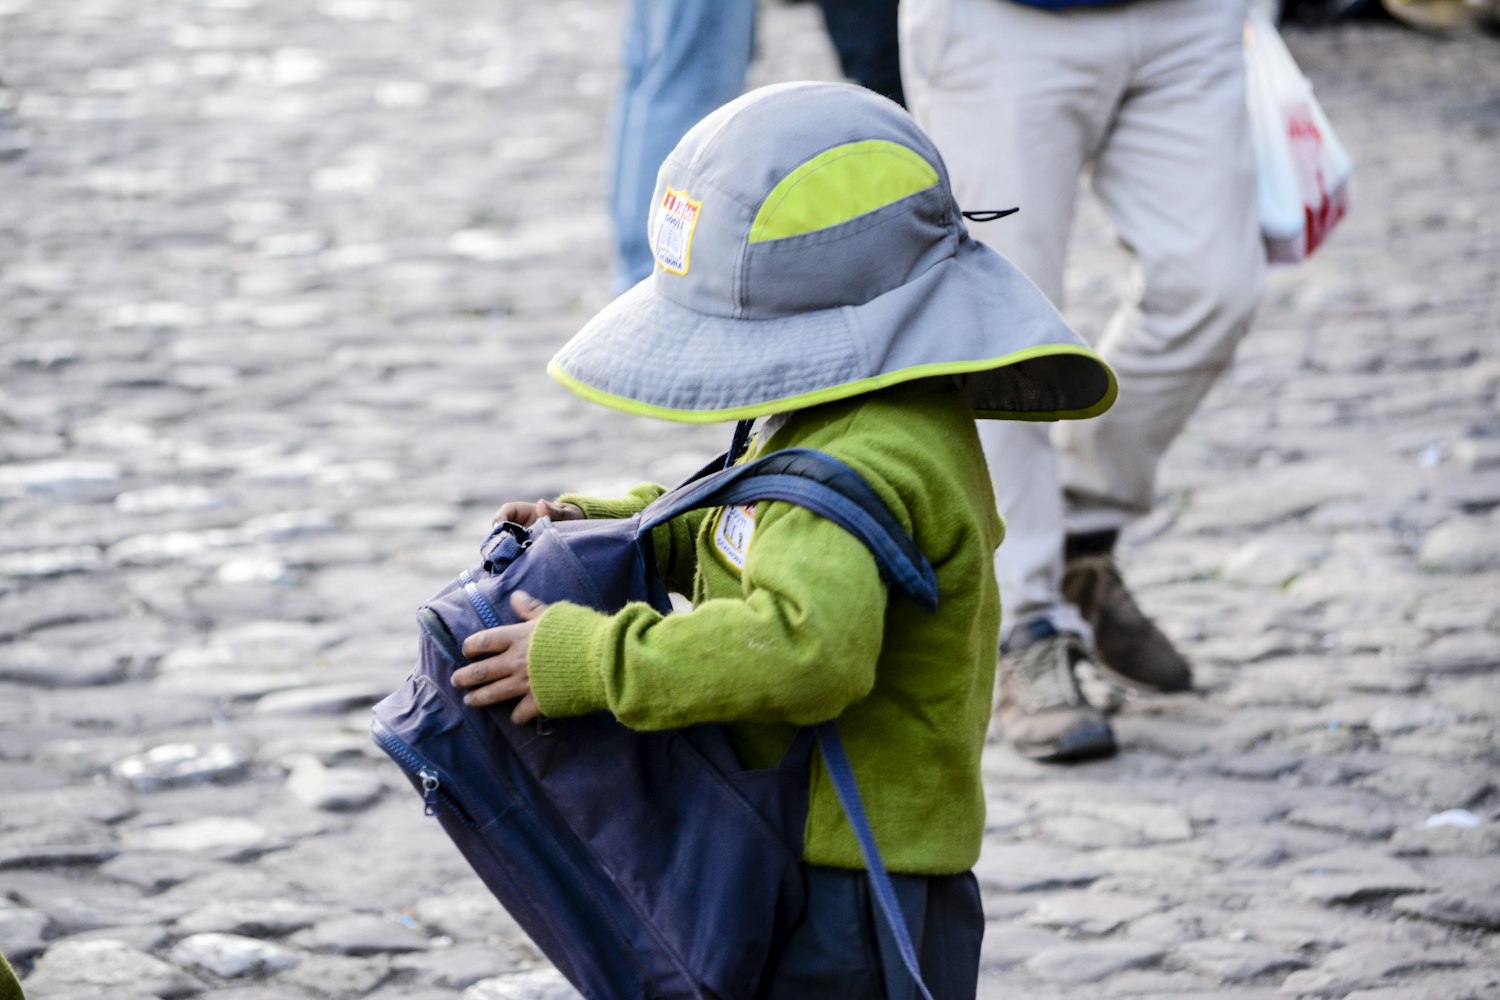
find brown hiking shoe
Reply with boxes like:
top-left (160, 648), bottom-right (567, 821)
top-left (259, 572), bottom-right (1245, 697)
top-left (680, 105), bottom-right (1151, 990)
top-left (996, 622), bottom-right (1117, 763)
top-left (1062, 553), bottom-right (1192, 693)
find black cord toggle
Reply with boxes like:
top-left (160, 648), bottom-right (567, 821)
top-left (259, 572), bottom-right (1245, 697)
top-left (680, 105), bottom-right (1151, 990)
top-left (960, 207), bottom-right (1020, 222)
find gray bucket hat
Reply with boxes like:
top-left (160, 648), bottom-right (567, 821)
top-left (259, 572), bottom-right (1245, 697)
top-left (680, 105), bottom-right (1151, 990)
top-left (550, 81), bottom-right (1116, 423)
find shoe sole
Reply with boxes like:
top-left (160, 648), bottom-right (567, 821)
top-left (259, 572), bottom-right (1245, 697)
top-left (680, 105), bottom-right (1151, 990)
top-left (1013, 722), bottom-right (1118, 764)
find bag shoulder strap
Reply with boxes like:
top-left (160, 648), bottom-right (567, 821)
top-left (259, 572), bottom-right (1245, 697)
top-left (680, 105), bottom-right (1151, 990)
top-left (642, 445), bottom-right (940, 1000)
top-left (636, 447), bottom-right (939, 611)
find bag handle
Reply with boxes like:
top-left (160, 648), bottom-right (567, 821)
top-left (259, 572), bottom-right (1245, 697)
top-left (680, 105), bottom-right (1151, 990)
top-left (636, 448), bottom-right (939, 611)
top-left (816, 723), bottom-right (936, 1000)
top-left (776, 724), bottom-right (936, 1000)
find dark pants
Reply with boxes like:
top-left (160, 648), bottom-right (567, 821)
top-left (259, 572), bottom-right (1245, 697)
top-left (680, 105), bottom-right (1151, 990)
top-left (815, 0), bottom-right (905, 107)
top-left (760, 865), bottom-right (983, 999)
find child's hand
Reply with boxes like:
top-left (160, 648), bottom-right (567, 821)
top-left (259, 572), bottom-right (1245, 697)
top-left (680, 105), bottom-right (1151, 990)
top-left (490, 499), bottom-right (585, 527)
top-left (451, 592), bottom-right (550, 724)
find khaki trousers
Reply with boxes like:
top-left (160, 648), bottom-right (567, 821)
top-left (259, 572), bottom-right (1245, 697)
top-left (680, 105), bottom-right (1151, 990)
top-left (902, 0), bottom-right (1266, 638)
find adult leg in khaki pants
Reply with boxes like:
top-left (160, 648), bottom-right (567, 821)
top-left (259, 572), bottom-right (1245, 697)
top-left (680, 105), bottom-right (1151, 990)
top-left (902, 0), bottom-right (1265, 762)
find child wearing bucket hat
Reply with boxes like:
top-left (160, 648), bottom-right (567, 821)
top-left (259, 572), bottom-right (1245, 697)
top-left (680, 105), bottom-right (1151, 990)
top-left (453, 81), bottom-right (1115, 997)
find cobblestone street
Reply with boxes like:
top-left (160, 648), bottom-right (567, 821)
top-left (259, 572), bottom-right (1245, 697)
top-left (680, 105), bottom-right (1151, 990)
top-left (2, 1), bottom-right (1498, 997)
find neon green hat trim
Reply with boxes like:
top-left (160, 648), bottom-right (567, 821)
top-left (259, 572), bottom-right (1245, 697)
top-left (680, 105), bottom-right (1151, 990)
top-left (748, 140), bottom-right (940, 244)
top-left (548, 346), bottom-right (1118, 425)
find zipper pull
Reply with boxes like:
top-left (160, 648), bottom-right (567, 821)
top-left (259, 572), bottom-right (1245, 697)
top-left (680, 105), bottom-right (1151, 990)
top-left (419, 769), bottom-right (441, 817)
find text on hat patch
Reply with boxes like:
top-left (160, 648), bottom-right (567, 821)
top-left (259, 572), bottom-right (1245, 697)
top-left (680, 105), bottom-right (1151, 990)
top-left (654, 187), bottom-right (702, 276)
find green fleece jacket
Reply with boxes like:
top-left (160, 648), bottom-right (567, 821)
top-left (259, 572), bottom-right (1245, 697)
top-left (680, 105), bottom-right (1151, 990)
top-left (528, 380), bottom-right (1004, 874)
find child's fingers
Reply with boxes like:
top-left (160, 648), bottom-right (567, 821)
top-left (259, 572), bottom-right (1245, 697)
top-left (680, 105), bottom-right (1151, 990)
top-left (491, 500), bottom-right (539, 526)
top-left (451, 651), bottom-right (516, 688)
top-left (510, 591), bottom-right (547, 620)
top-left (510, 693), bottom-right (541, 725)
top-left (463, 674), bottom-right (530, 708)
top-left (461, 625), bottom-right (514, 660)
top-left (536, 500), bottom-right (584, 522)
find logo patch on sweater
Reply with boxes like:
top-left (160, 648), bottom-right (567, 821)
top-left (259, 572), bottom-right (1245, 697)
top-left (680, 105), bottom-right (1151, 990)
top-left (653, 187), bottom-right (701, 276)
top-left (711, 503), bottom-right (756, 571)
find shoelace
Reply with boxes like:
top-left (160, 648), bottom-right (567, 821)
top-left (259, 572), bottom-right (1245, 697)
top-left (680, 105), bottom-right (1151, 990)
top-left (1011, 634), bottom-right (1083, 713)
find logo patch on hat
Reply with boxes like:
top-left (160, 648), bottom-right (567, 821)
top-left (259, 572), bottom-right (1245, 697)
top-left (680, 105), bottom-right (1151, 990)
top-left (654, 187), bottom-right (702, 276)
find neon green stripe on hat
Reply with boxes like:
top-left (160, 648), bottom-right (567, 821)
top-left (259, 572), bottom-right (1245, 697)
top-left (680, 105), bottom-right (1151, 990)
top-left (748, 140), bottom-right (940, 244)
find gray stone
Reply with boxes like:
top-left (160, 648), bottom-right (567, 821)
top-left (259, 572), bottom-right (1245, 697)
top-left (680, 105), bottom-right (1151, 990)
top-left (1354, 759), bottom-right (1495, 810)
top-left (1342, 970), bottom-right (1500, 1000)
top-left (1390, 822), bottom-right (1500, 857)
top-left (122, 816), bottom-right (282, 860)
top-left (979, 925), bottom-right (1063, 972)
top-left (1292, 872), bottom-right (1432, 907)
top-left (1023, 941), bottom-right (1165, 986)
top-left (1121, 904), bottom-right (1230, 948)
top-left (1084, 845), bottom-right (1219, 882)
top-left (464, 969), bottom-right (583, 1000)
top-left (1277, 941), bottom-right (1470, 997)
top-left (1284, 801), bottom-right (1398, 841)
top-left (14, 885), bottom-right (187, 937)
top-left (174, 898), bottom-right (332, 937)
top-left (1419, 516), bottom-right (1500, 573)
top-left (0, 903), bottom-right (51, 961)
top-left (0, 785), bottom-right (135, 832)
top-left (1023, 891), bottom-right (1166, 936)
top-left (1204, 753), bottom-right (1302, 781)
top-left (277, 952), bottom-right (393, 996)
top-left (0, 460), bottom-right (120, 496)
top-left (0, 545), bottom-right (104, 578)
top-left (20, 938), bottom-right (204, 998)
top-left (1031, 795), bottom-right (1195, 850)
top-left (971, 843), bottom-right (1107, 894)
top-left (410, 891), bottom-right (529, 945)
top-left (283, 754), bottom-right (386, 811)
top-left (1220, 537), bottom-right (1328, 588)
top-left (253, 680), bottom-right (393, 715)
top-left (65, 923), bottom-right (171, 953)
top-left (1365, 698), bottom-right (1460, 736)
top-left (98, 852), bottom-right (227, 893)
top-left (1392, 890), bottom-right (1500, 930)
top-left (1173, 938), bottom-right (1308, 983)
top-left (111, 742), bottom-right (249, 791)
top-left (170, 931), bottom-right (301, 978)
top-left (1420, 632), bottom-right (1500, 676)
top-left (1179, 460), bottom-right (1374, 533)
top-left (0, 638), bottom-right (130, 687)
top-left (394, 943), bottom-right (520, 989)
top-left (291, 913), bottom-right (431, 955)
top-left (0, 820), bottom-right (119, 870)
top-left (1411, 593), bottom-right (1498, 634)
top-left (0, 577), bottom-right (127, 640)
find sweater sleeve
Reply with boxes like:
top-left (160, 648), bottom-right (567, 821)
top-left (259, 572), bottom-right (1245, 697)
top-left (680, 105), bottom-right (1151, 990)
top-left (556, 484), bottom-right (711, 598)
top-left (526, 498), bottom-right (888, 729)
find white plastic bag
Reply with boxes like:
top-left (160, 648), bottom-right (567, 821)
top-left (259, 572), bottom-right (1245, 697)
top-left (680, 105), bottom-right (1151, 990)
top-left (1244, 9), bottom-right (1353, 264)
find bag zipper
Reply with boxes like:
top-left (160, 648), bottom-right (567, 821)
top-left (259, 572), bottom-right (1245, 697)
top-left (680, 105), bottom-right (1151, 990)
top-left (371, 719), bottom-right (479, 828)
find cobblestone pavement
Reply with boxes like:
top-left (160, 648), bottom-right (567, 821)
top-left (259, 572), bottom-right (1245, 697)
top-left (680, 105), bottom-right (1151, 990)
top-left (2, 1), bottom-right (1498, 997)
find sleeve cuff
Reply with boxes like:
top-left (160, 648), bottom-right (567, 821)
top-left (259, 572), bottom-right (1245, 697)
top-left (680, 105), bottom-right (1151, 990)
top-left (557, 488), bottom-right (661, 521)
top-left (528, 602), bottom-right (612, 718)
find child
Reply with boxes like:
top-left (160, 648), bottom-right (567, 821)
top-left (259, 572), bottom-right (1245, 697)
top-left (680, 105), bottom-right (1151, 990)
top-left (451, 81), bottom-right (1115, 999)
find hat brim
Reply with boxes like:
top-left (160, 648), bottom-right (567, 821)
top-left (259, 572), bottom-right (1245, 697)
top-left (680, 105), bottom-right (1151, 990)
top-left (549, 237), bottom-right (1117, 424)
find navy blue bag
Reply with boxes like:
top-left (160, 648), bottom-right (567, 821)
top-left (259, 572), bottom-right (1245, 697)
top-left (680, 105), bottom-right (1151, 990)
top-left (371, 446), bottom-right (941, 1000)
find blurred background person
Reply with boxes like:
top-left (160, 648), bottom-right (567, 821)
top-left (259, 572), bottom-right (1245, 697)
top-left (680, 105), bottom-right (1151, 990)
top-left (901, 0), bottom-right (1267, 763)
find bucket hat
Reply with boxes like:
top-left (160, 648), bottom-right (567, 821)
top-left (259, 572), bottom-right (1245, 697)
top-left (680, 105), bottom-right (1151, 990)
top-left (549, 81), bottom-right (1116, 423)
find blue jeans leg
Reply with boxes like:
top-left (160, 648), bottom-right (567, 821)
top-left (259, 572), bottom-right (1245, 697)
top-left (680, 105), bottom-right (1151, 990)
top-left (609, 0), bottom-right (755, 294)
